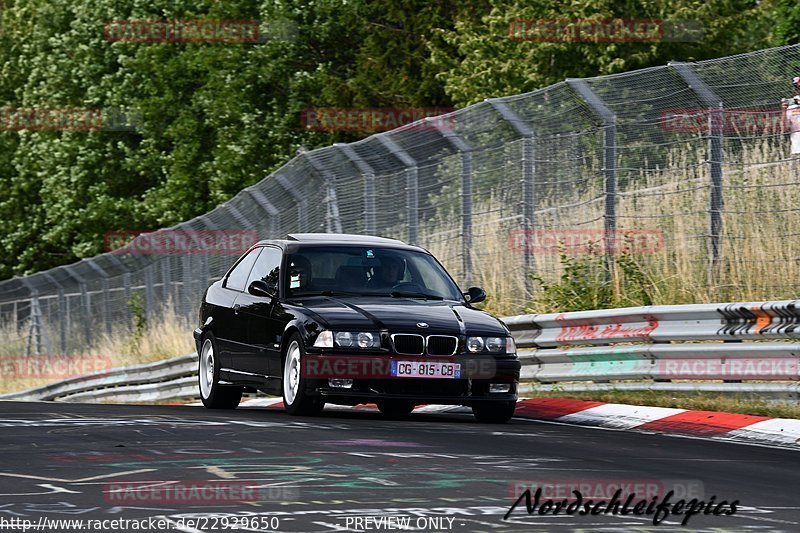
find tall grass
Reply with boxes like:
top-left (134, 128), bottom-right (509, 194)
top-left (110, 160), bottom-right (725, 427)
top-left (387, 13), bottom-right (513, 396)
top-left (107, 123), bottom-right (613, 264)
top-left (424, 138), bottom-right (800, 316)
top-left (0, 305), bottom-right (194, 395)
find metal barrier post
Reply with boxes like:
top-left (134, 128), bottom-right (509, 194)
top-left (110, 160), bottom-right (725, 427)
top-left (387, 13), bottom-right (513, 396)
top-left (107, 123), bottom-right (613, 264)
top-left (671, 62), bottom-right (725, 292)
top-left (337, 143), bottom-right (377, 235)
top-left (567, 79), bottom-right (617, 279)
top-left (487, 99), bottom-right (535, 293)
top-left (425, 117), bottom-right (474, 284)
top-left (376, 135), bottom-right (418, 244)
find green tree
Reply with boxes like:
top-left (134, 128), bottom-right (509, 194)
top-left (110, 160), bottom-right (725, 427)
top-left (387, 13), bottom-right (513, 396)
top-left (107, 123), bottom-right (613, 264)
top-left (430, 0), bottom-right (776, 106)
top-left (0, 0), bottom-right (475, 277)
top-left (772, 0), bottom-right (800, 45)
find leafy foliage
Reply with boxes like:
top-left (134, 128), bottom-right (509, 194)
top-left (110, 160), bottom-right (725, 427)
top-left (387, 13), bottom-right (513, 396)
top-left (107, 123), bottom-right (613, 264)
top-left (529, 245), bottom-right (659, 313)
top-left (430, 0), bottom-right (778, 106)
top-left (0, 0), bottom-right (798, 279)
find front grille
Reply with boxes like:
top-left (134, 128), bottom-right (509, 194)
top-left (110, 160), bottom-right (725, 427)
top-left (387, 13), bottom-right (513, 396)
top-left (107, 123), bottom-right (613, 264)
top-left (426, 335), bottom-right (458, 355)
top-left (392, 334), bottom-right (424, 355)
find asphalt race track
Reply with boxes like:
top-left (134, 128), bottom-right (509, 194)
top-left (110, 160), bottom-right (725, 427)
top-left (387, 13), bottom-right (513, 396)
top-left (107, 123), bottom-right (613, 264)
top-left (0, 401), bottom-right (797, 532)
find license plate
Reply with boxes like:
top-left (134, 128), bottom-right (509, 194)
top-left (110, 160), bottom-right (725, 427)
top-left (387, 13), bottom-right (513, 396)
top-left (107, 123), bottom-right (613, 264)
top-left (390, 361), bottom-right (461, 379)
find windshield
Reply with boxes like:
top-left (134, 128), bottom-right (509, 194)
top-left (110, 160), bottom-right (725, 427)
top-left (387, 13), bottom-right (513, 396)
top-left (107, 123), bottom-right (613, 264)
top-left (286, 246), bottom-right (463, 301)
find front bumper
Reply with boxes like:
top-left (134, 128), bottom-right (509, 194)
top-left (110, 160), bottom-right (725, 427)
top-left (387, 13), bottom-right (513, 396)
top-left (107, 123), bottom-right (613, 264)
top-left (318, 383), bottom-right (518, 406)
top-left (302, 353), bottom-right (520, 406)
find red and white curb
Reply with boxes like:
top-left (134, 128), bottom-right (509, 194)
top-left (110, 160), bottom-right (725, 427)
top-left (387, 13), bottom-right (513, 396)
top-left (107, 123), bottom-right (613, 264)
top-left (190, 397), bottom-right (800, 448)
top-left (513, 398), bottom-right (800, 449)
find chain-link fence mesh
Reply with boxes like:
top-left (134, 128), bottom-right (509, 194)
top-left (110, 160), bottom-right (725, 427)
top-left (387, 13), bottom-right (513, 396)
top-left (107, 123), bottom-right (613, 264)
top-left (4, 43), bottom-right (800, 358)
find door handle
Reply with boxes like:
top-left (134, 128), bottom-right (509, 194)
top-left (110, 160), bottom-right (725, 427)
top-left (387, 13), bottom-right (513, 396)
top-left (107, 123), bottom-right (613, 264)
top-left (233, 304), bottom-right (241, 314)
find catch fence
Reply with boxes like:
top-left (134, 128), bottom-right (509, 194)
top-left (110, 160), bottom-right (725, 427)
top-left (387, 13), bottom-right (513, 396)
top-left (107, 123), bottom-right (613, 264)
top-left (3, 44), bottom-right (800, 357)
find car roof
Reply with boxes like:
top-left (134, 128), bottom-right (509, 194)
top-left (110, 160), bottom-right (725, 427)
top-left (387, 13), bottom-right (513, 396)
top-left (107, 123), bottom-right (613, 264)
top-left (252, 233), bottom-right (424, 251)
top-left (287, 233), bottom-right (407, 245)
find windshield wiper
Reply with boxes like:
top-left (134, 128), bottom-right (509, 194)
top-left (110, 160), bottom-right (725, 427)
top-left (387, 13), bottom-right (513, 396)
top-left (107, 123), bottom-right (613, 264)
top-left (390, 291), bottom-right (444, 300)
top-left (293, 290), bottom-right (362, 297)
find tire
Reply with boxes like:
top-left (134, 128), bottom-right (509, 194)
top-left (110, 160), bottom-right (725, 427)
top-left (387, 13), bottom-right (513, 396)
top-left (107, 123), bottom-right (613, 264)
top-left (282, 333), bottom-right (325, 416)
top-left (472, 401), bottom-right (515, 423)
top-left (377, 399), bottom-right (415, 419)
top-left (199, 333), bottom-right (242, 409)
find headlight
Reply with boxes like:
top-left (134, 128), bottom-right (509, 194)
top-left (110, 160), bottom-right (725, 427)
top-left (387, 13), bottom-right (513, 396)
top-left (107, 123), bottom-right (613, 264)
top-left (357, 332), bottom-right (375, 348)
top-left (466, 336), bottom-right (485, 353)
top-left (329, 331), bottom-right (380, 348)
top-left (465, 336), bottom-right (515, 354)
top-left (313, 330), bottom-right (333, 348)
top-left (486, 337), bottom-right (504, 352)
top-left (335, 331), bottom-right (353, 347)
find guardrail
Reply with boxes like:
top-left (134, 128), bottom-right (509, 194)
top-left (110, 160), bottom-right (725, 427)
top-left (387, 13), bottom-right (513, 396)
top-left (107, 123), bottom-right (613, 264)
top-left (505, 300), bottom-right (800, 400)
top-left (0, 354), bottom-right (197, 403)
top-left (4, 300), bottom-right (800, 403)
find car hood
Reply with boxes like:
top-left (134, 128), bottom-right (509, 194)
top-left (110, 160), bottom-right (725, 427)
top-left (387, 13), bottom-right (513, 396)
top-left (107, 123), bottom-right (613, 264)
top-left (292, 297), bottom-right (508, 336)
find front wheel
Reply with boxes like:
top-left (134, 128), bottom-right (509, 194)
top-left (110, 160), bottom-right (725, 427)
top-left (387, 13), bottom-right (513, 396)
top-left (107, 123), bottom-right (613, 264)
top-left (199, 333), bottom-right (242, 409)
top-left (472, 401), bottom-right (515, 423)
top-left (282, 333), bottom-right (324, 416)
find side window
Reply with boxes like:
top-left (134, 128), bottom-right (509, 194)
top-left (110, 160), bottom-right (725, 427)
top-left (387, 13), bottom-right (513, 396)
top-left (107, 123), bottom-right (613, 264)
top-left (225, 248), bottom-right (262, 292)
top-left (247, 247), bottom-right (282, 293)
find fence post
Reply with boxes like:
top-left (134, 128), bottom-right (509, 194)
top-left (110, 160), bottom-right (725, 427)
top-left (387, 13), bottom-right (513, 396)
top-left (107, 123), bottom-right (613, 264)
top-left (63, 266), bottom-right (92, 346)
top-left (670, 62), bottom-right (725, 292)
top-left (85, 259), bottom-right (112, 338)
top-left (305, 153), bottom-right (343, 234)
top-left (460, 150), bottom-right (473, 284)
top-left (426, 117), bottom-right (474, 284)
top-left (26, 290), bottom-right (41, 355)
top-left (161, 255), bottom-right (171, 304)
top-left (336, 144), bottom-right (377, 235)
top-left (566, 79), bottom-right (618, 279)
top-left (79, 283), bottom-right (91, 346)
top-left (144, 264), bottom-right (155, 319)
top-left (182, 247), bottom-right (193, 321)
top-left (486, 99), bottom-right (535, 293)
top-left (241, 189), bottom-right (281, 238)
top-left (123, 272), bottom-right (132, 329)
top-left (275, 173), bottom-right (309, 232)
top-left (57, 288), bottom-right (66, 353)
top-left (376, 135), bottom-right (418, 244)
top-left (39, 272), bottom-right (66, 354)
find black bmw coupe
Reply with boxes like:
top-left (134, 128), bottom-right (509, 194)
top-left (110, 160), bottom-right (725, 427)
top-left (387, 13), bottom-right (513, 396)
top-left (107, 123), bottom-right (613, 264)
top-left (193, 233), bottom-right (520, 422)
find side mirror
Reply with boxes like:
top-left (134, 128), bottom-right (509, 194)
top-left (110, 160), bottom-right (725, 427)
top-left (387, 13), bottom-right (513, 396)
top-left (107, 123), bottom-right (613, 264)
top-left (248, 279), bottom-right (276, 298)
top-left (464, 286), bottom-right (486, 304)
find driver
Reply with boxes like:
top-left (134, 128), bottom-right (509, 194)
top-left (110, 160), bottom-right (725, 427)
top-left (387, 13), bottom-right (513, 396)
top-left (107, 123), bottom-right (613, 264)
top-left (368, 255), bottom-right (404, 290)
top-left (288, 254), bottom-right (312, 290)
